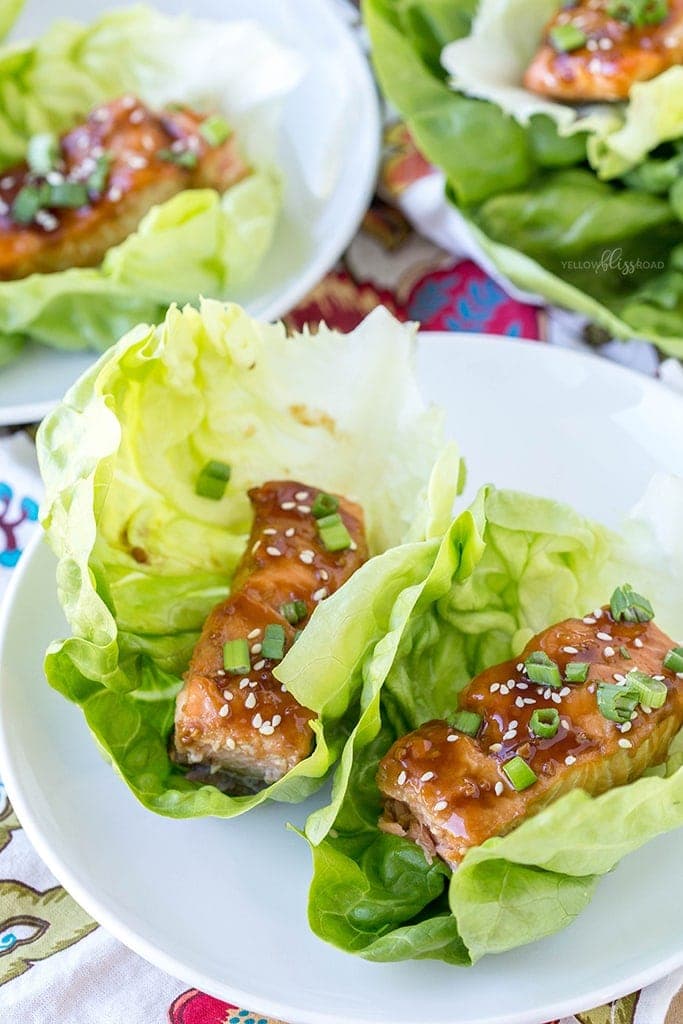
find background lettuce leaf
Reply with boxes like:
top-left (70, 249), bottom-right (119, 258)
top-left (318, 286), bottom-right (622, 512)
top-left (37, 302), bottom-right (449, 818)
top-left (0, 5), bottom-right (300, 360)
top-left (301, 478), bottom-right (683, 963)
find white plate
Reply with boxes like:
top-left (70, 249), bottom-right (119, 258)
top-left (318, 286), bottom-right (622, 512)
top-left (2, 335), bottom-right (683, 1024)
top-left (0, 0), bottom-right (379, 425)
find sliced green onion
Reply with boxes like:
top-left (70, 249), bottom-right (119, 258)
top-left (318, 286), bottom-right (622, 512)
top-left (596, 682), bottom-right (639, 723)
top-left (312, 492), bottom-right (339, 519)
top-left (607, 0), bottom-right (668, 27)
top-left (195, 460), bottom-right (231, 500)
top-left (45, 181), bottom-right (88, 208)
top-left (199, 114), bottom-right (232, 146)
top-left (524, 651), bottom-right (562, 688)
top-left (664, 647), bottom-right (683, 674)
top-left (27, 132), bottom-right (60, 175)
top-left (86, 152), bottom-right (112, 195)
top-left (280, 600), bottom-right (307, 625)
top-left (317, 512), bottom-right (351, 552)
top-left (610, 583), bottom-right (654, 623)
top-left (549, 23), bottom-right (588, 51)
top-left (529, 707), bottom-right (560, 738)
top-left (203, 460), bottom-right (231, 481)
top-left (448, 709), bottom-right (482, 737)
top-left (565, 661), bottom-right (589, 683)
top-left (11, 184), bottom-right (48, 224)
top-left (223, 638), bottom-right (250, 674)
top-left (626, 668), bottom-right (667, 709)
top-left (157, 147), bottom-right (198, 169)
top-left (262, 623), bottom-right (285, 661)
top-left (502, 756), bottom-right (537, 791)
top-left (619, 646), bottom-right (632, 660)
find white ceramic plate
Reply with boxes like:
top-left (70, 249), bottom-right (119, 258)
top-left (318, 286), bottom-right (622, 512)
top-left (2, 335), bottom-right (683, 1024)
top-left (0, 0), bottom-right (379, 426)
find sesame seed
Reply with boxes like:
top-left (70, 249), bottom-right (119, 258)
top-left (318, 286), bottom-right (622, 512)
top-left (490, 683), bottom-right (500, 693)
top-left (313, 587), bottom-right (328, 602)
top-left (509, 720), bottom-right (518, 729)
top-left (516, 663), bottom-right (524, 672)
top-left (217, 669), bottom-right (226, 677)
top-left (620, 721), bottom-right (632, 733)
top-left (121, 95), bottom-right (136, 109)
top-left (297, 505), bottom-right (311, 513)
top-left (489, 742), bottom-right (503, 752)
top-left (604, 646), bottom-right (615, 658)
top-left (583, 616), bottom-right (596, 625)
top-left (586, 37), bottom-right (598, 50)
top-left (223, 690), bottom-right (233, 701)
top-left (447, 734), bottom-right (458, 742)
top-left (272, 714), bottom-right (282, 727)
top-left (126, 154), bottom-right (147, 169)
top-left (249, 680), bottom-right (257, 688)
top-left (141, 133), bottom-right (155, 151)
top-left (500, 685), bottom-right (509, 696)
top-left (543, 689), bottom-right (552, 700)
top-left (495, 781), bottom-right (504, 797)
top-left (561, 719), bottom-right (569, 729)
top-left (35, 210), bottom-right (58, 231)
top-left (260, 723), bottom-right (275, 735)
top-left (421, 771), bottom-right (435, 782)
top-left (245, 693), bottom-right (256, 709)
top-left (630, 711), bottom-right (637, 720)
top-left (588, 683), bottom-right (596, 693)
top-left (226, 737), bottom-right (236, 750)
top-left (319, 569), bottom-right (330, 582)
top-left (613, 673), bottom-right (625, 683)
top-left (0, 199), bottom-right (7, 215)
top-left (252, 540), bottom-right (261, 554)
top-left (597, 632), bottom-right (612, 642)
top-left (397, 770), bottom-right (407, 785)
top-left (46, 170), bottom-right (64, 186)
top-left (219, 705), bottom-right (230, 717)
top-left (299, 550), bottom-right (315, 564)
top-left (263, 528), bottom-right (277, 535)
top-left (523, 697), bottom-right (536, 705)
top-left (559, 687), bottom-right (570, 698)
top-left (108, 186), bottom-right (123, 202)
top-left (251, 643), bottom-right (262, 654)
top-left (248, 628), bottom-right (261, 640)
top-left (515, 696), bottom-right (525, 708)
top-left (266, 546), bottom-right (282, 557)
top-left (516, 681), bottom-right (528, 690)
top-left (280, 501), bottom-right (296, 510)
top-left (598, 36), bottom-right (613, 49)
top-left (678, 673), bottom-right (683, 680)
top-left (503, 730), bottom-right (517, 741)
top-left (642, 704), bottom-right (652, 714)
top-left (280, 683), bottom-right (287, 692)
top-left (1, 176), bottom-right (15, 188)
top-left (563, 646), bottom-right (578, 655)
top-left (129, 107), bottom-right (144, 123)
top-left (285, 528), bottom-right (295, 537)
top-left (350, 541), bottom-right (357, 550)
top-left (593, 608), bottom-right (603, 619)
top-left (295, 491), bottom-right (309, 501)
top-left (239, 678), bottom-right (250, 689)
top-left (253, 660), bottom-right (266, 671)
top-left (434, 800), bottom-right (448, 812)
top-left (653, 675), bottom-right (665, 681)
top-left (507, 679), bottom-right (516, 690)
top-left (564, 755), bottom-right (576, 766)
top-left (618, 738), bottom-right (632, 749)
top-left (551, 693), bottom-right (562, 704)
top-left (634, 637), bottom-right (643, 648)
top-left (252, 713), bottom-right (263, 729)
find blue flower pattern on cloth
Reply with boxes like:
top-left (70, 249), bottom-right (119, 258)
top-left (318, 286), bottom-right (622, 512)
top-left (0, 483), bottom-right (38, 568)
top-left (229, 1012), bottom-right (269, 1024)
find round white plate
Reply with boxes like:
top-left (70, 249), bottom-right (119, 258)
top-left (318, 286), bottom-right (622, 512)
top-left (2, 335), bottom-right (683, 1024)
top-left (0, 0), bottom-right (379, 426)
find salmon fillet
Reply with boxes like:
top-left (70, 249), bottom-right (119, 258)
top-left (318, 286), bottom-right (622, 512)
top-left (0, 95), bottom-right (250, 280)
top-left (377, 597), bottom-right (683, 867)
top-left (173, 481), bottom-right (368, 793)
top-left (524, 0), bottom-right (683, 101)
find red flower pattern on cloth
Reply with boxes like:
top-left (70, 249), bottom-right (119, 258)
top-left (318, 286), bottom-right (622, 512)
top-left (168, 989), bottom-right (285, 1024)
top-left (284, 269), bottom-right (405, 332)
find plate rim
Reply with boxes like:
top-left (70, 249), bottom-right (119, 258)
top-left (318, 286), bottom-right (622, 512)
top-left (2, 335), bottom-right (683, 1023)
top-left (0, 0), bottom-right (381, 428)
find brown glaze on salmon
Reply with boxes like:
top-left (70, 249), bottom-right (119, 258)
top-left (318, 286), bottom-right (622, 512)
top-left (524, 0), bottom-right (683, 101)
top-left (173, 481), bottom-right (368, 792)
top-left (378, 605), bottom-right (683, 868)
top-left (0, 95), bottom-right (250, 280)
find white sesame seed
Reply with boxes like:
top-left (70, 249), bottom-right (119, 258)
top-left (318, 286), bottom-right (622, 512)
top-left (280, 683), bottom-right (287, 693)
top-left (126, 154), bottom-right (148, 170)
top-left (0, 199), bottom-right (7, 215)
top-left (397, 770), bottom-right (407, 785)
top-left (586, 37), bottom-right (598, 50)
top-left (45, 170), bottom-right (64, 186)
top-left (252, 713), bottom-right (263, 729)
top-left (1, 176), bottom-right (15, 188)
top-left (515, 696), bottom-right (525, 708)
top-left (447, 734), bottom-right (458, 742)
top-left (509, 720), bottom-right (518, 729)
top-left (642, 705), bottom-right (652, 714)
top-left (299, 550), bottom-right (315, 565)
top-left (421, 771), bottom-right (435, 782)
top-left (350, 541), bottom-right (357, 550)
top-left (630, 711), bottom-right (638, 720)
top-left (272, 714), bottom-right (282, 727)
top-left (604, 646), bottom-right (615, 658)
top-left (223, 690), bottom-right (233, 701)
top-left (678, 673), bottom-right (683, 680)
top-left (613, 673), bottom-right (626, 683)
top-left (583, 616), bottom-right (596, 625)
top-left (597, 632), bottom-right (612, 642)
top-left (620, 721), bottom-right (632, 733)
top-left (551, 693), bottom-right (562, 704)
top-left (219, 704), bottom-right (230, 717)
top-left (588, 684), bottom-right (596, 693)
top-left (249, 680), bottom-right (257, 688)
top-left (618, 738), bottom-right (633, 749)
top-left (280, 501), bottom-right (296, 510)
top-left (516, 682), bottom-right (528, 690)
top-left (266, 546), bottom-right (282, 557)
top-left (490, 683), bottom-right (500, 693)
top-left (216, 669), bottom-right (226, 677)
top-left (543, 689), bottom-right (552, 700)
top-left (559, 687), bottom-right (570, 697)
top-left (495, 781), bottom-right (504, 796)
top-left (319, 569), bottom-right (329, 582)
top-left (593, 608), bottom-right (603, 619)
top-left (564, 755), bottom-right (576, 766)
top-left (523, 697), bottom-right (536, 705)
top-left (653, 675), bottom-right (665, 681)
top-left (252, 540), bottom-right (261, 554)
top-left (239, 678), bottom-right (250, 689)
top-left (598, 36), bottom-right (613, 49)
top-left (297, 505), bottom-right (311, 514)
top-left (489, 742), bottom-right (503, 752)
top-left (634, 637), bottom-right (643, 648)
top-left (285, 527), bottom-right (295, 537)
top-left (121, 95), bottom-right (136, 109)
top-left (260, 723), bottom-right (275, 735)
top-left (500, 685), bottom-right (509, 696)
top-left (507, 678), bottom-right (516, 689)
top-left (503, 730), bottom-right (517, 741)
top-left (295, 491), bottom-right (309, 501)
top-left (226, 737), bottom-right (236, 750)
top-left (263, 528), bottom-right (277, 535)
top-left (129, 107), bottom-right (145, 123)
top-left (563, 646), bottom-right (578, 655)
top-left (434, 800), bottom-right (448, 812)
top-left (108, 186), bottom-right (123, 202)
top-left (248, 628), bottom-right (261, 640)
top-left (251, 643), bottom-right (262, 654)
top-left (253, 660), bottom-right (265, 671)
top-left (516, 663), bottom-right (524, 672)
top-left (313, 587), bottom-right (328, 602)
top-left (245, 693), bottom-right (256, 709)
top-left (35, 210), bottom-right (59, 231)
top-left (561, 719), bottom-right (569, 729)
top-left (141, 133), bottom-right (155, 151)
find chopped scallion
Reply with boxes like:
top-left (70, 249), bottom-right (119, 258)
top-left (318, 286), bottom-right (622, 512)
top-left (45, 181), bottom-right (88, 208)
top-left (524, 651), bottom-right (562, 688)
top-left (502, 756), bottom-right (537, 791)
top-left (607, 0), bottom-right (668, 27)
top-left (195, 460), bottom-right (231, 500)
top-left (596, 682), bottom-right (639, 723)
top-left (619, 645), bottom-right (632, 660)
top-left (549, 23), bottom-right (588, 51)
top-left (223, 638), bottom-right (250, 674)
top-left (11, 184), bottom-right (48, 224)
top-left (262, 623), bottom-right (285, 661)
top-left (610, 583), bottom-right (654, 623)
top-left (448, 709), bottom-right (482, 737)
top-left (626, 668), bottom-right (667, 709)
top-left (529, 707), bottom-right (560, 739)
top-left (199, 114), bottom-right (232, 146)
top-left (317, 511), bottom-right (351, 552)
top-left (280, 600), bottom-right (307, 625)
top-left (157, 147), bottom-right (198, 169)
top-left (664, 647), bottom-right (683, 674)
top-left (565, 661), bottom-right (589, 683)
top-left (312, 492), bottom-right (339, 518)
top-left (86, 152), bottom-right (112, 195)
top-left (27, 132), bottom-right (60, 175)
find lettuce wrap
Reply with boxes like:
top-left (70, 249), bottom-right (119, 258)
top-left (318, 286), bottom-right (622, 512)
top-left (279, 475), bottom-right (683, 963)
top-left (37, 301), bottom-right (454, 818)
top-left (364, 0), bottom-right (683, 356)
top-left (0, 6), bottom-right (298, 363)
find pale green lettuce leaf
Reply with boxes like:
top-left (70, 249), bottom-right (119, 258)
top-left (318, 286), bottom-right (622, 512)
top-left (38, 302), bottom-right (449, 817)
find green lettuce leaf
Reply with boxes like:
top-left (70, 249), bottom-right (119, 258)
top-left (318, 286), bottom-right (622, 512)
top-left (37, 301), bottom-right (451, 818)
top-left (0, 5), bottom-right (299, 359)
top-left (364, 0), bottom-right (683, 355)
top-left (299, 477), bottom-right (683, 963)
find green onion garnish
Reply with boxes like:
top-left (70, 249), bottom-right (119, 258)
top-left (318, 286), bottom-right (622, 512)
top-left (448, 709), bottom-right (482, 737)
top-left (317, 512), bottom-right (352, 552)
top-left (27, 132), bottom-right (60, 175)
top-left (199, 115), bottom-right (232, 146)
top-left (502, 756), bottom-right (538, 791)
top-left (45, 181), bottom-right (89, 208)
top-left (158, 147), bottom-right (198, 169)
top-left (223, 638), bottom-right (250, 674)
top-left (312, 492), bottom-right (339, 519)
top-left (280, 600), bottom-right (307, 625)
top-left (626, 668), bottom-right (667, 709)
top-left (262, 623), bottom-right (285, 661)
top-left (607, 0), bottom-right (668, 27)
top-left (195, 460), bottom-right (231, 500)
top-left (565, 661), bottom-right (589, 683)
top-left (549, 23), bottom-right (588, 51)
top-left (11, 184), bottom-right (48, 224)
top-left (86, 152), bottom-right (112, 195)
top-left (524, 651), bottom-right (562, 688)
top-left (529, 707), bottom-right (560, 739)
top-left (610, 584), bottom-right (654, 624)
top-left (596, 682), bottom-right (639, 723)
top-left (619, 646), bottom-right (632, 660)
top-left (664, 647), bottom-right (683, 674)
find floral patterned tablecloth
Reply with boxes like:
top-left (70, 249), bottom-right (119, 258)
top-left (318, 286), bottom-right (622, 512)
top-left (1, 2), bottom-right (683, 1021)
